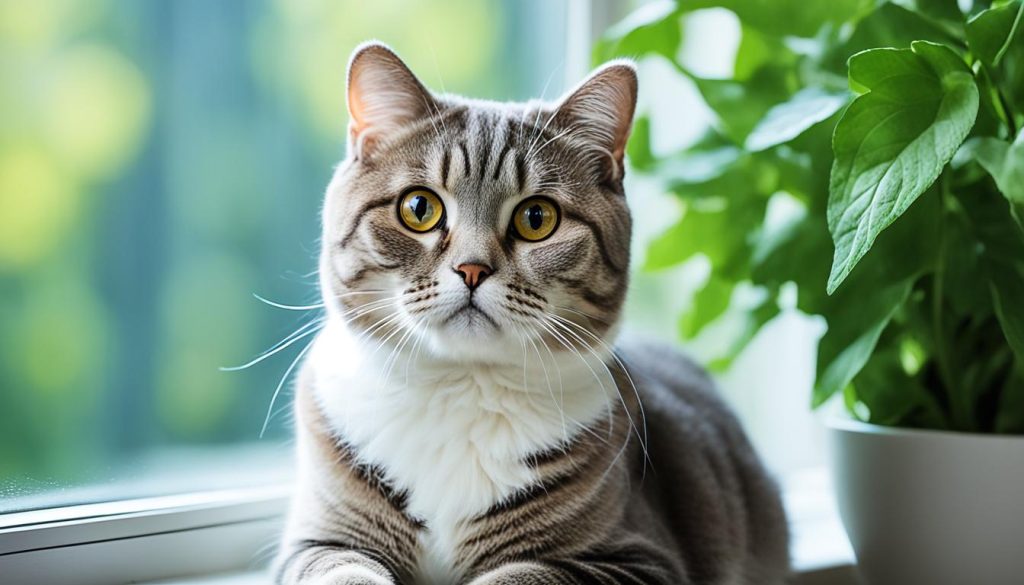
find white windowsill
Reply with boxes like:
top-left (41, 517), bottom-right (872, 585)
top-left (0, 468), bottom-right (859, 585)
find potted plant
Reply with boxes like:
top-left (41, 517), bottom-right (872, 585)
top-left (598, 1), bottom-right (1024, 583)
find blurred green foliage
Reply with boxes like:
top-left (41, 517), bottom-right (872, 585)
top-left (600, 0), bottom-right (1024, 433)
top-left (0, 0), bottom-right (566, 501)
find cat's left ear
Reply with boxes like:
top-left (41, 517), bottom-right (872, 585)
top-left (553, 60), bottom-right (638, 182)
top-left (346, 42), bottom-right (437, 159)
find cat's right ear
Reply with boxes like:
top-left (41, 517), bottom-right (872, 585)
top-left (346, 42), bottom-right (437, 160)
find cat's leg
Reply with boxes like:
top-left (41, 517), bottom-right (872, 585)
top-left (464, 538), bottom-right (686, 585)
top-left (274, 378), bottom-right (419, 585)
top-left (274, 542), bottom-right (396, 585)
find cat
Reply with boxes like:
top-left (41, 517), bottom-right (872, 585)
top-left (273, 42), bottom-right (790, 585)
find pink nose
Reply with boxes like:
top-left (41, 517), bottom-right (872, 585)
top-left (455, 263), bottom-right (493, 290)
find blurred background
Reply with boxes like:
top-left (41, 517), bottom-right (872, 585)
top-left (0, 0), bottom-right (821, 512)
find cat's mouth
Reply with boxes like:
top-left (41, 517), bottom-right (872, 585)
top-left (443, 301), bottom-right (499, 331)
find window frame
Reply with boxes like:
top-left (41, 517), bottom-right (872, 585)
top-left (0, 476), bottom-right (857, 584)
top-left (0, 486), bottom-right (288, 584)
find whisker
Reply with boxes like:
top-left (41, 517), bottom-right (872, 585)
top-left (551, 304), bottom-right (611, 325)
top-left (340, 297), bottom-right (405, 325)
top-left (220, 319), bottom-right (324, 371)
top-left (545, 315), bottom-right (650, 469)
top-left (380, 318), bottom-right (420, 386)
top-left (334, 289), bottom-right (390, 298)
top-left (253, 293), bottom-right (324, 311)
top-left (404, 318), bottom-right (429, 385)
top-left (536, 318), bottom-right (615, 435)
top-left (548, 313), bottom-right (649, 469)
top-left (259, 336), bottom-right (316, 438)
top-left (358, 311), bottom-right (404, 345)
top-left (513, 323), bottom-right (547, 413)
top-left (522, 63), bottom-right (561, 150)
top-left (541, 318), bottom-right (636, 486)
top-left (524, 325), bottom-right (567, 444)
top-left (532, 325), bottom-right (610, 452)
top-left (530, 124), bottom-right (578, 161)
top-left (524, 89), bottom-right (572, 166)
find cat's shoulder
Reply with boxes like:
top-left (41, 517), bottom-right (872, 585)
top-left (614, 334), bottom-right (731, 418)
top-left (616, 335), bottom-right (712, 390)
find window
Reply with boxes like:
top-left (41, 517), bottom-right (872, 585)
top-left (0, 0), bottom-right (570, 514)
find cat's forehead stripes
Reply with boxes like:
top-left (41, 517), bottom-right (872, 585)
top-left (429, 105), bottom-right (553, 203)
top-left (321, 47), bottom-right (638, 346)
top-left (326, 95), bottom-right (631, 323)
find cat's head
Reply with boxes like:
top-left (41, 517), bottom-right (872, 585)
top-left (320, 42), bottom-right (636, 365)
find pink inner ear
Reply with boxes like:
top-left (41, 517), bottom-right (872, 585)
top-left (553, 63), bottom-right (637, 177)
top-left (345, 44), bottom-right (436, 158)
top-left (613, 144), bottom-right (627, 164)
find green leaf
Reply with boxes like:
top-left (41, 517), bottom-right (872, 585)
top-left (657, 135), bottom-right (786, 201)
top-left (966, 0), bottom-right (1023, 67)
top-left (815, 281), bottom-right (914, 406)
top-left (643, 198), bottom-right (766, 275)
top-left (626, 115), bottom-right (656, 172)
top-left (967, 1), bottom-right (1024, 114)
top-left (693, 0), bottom-right (867, 38)
top-left (989, 265), bottom-right (1024, 363)
top-left (942, 211), bottom-right (991, 316)
top-left (644, 217), bottom-right (691, 271)
top-left (850, 339), bottom-right (942, 427)
top-left (706, 297), bottom-right (781, 372)
top-left (691, 65), bottom-right (794, 143)
top-left (968, 135), bottom-right (1024, 228)
top-left (826, 42), bottom-right (979, 293)
top-left (661, 145), bottom-right (745, 186)
top-left (745, 87), bottom-right (850, 152)
top-left (824, 3), bottom-right (961, 73)
top-left (594, 1), bottom-right (681, 63)
top-left (679, 276), bottom-right (734, 338)
top-left (734, 25), bottom-right (797, 81)
top-left (814, 186), bottom-right (942, 406)
top-left (752, 217), bottom-right (832, 309)
top-left (995, 364), bottom-right (1024, 433)
top-left (893, 0), bottom-right (964, 24)
top-left (955, 188), bottom-right (1024, 421)
top-left (956, 187), bottom-right (1024, 270)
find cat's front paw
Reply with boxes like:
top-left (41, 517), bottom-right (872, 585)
top-left (307, 564), bottom-right (395, 585)
top-left (466, 562), bottom-right (547, 585)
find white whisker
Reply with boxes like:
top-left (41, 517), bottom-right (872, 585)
top-left (253, 293), bottom-right (324, 311)
top-left (260, 336), bottom-right (315, 438)
top-left (220, 319), bottom-right (324, 371)
top-left (545, 315), bottom-right (650, 468)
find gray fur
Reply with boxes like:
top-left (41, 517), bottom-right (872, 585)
top-left (275, 43), bottom-right (789, 585)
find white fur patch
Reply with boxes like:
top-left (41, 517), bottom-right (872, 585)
top-left (310, 318), bottom-right (615, 582)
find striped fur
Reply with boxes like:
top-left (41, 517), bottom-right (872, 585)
top-left (274, 43), bottom-right (789, 585)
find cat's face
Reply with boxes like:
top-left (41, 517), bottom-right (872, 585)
top-left (320, 43), bottom-right (636, 364)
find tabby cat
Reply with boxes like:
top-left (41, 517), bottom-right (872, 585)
top-left (274, 42), bottom-right (790, 585)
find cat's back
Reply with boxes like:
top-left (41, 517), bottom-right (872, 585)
top-left (617, 336), bottom-right (791, 584)
top-left (617, 335), bottom-right (747, 456)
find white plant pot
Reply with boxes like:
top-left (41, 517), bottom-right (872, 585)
top-left (828, 418), bottom-right (1024, 585)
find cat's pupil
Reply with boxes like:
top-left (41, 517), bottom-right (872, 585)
top-left (412, 196), bottom-right (428, 221)
top-left (527, 205), bottom-right (543, 230)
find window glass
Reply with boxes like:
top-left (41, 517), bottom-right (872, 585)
top-left (0, 0), bottom-right (568, 512)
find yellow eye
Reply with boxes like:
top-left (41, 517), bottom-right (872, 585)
top-left (398, 189), bottom-right (444, 233)
top-left (512, 197), bottom-right (560, 242)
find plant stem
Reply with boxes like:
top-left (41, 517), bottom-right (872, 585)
top-left (997, 87), bottom-right (1018, 138)
top-left (934, 177), bottom-right (971, 430)
top-left (993, 2), bottom-right (1024, 67)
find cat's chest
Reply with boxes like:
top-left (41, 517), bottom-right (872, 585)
top-left (316, 369), bottom-right (560, 581)
top-left (309, 325), bottom-right (612, 580)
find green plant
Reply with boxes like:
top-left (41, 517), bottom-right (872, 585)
top-left (598, 0), bottom-right (1024, 433)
